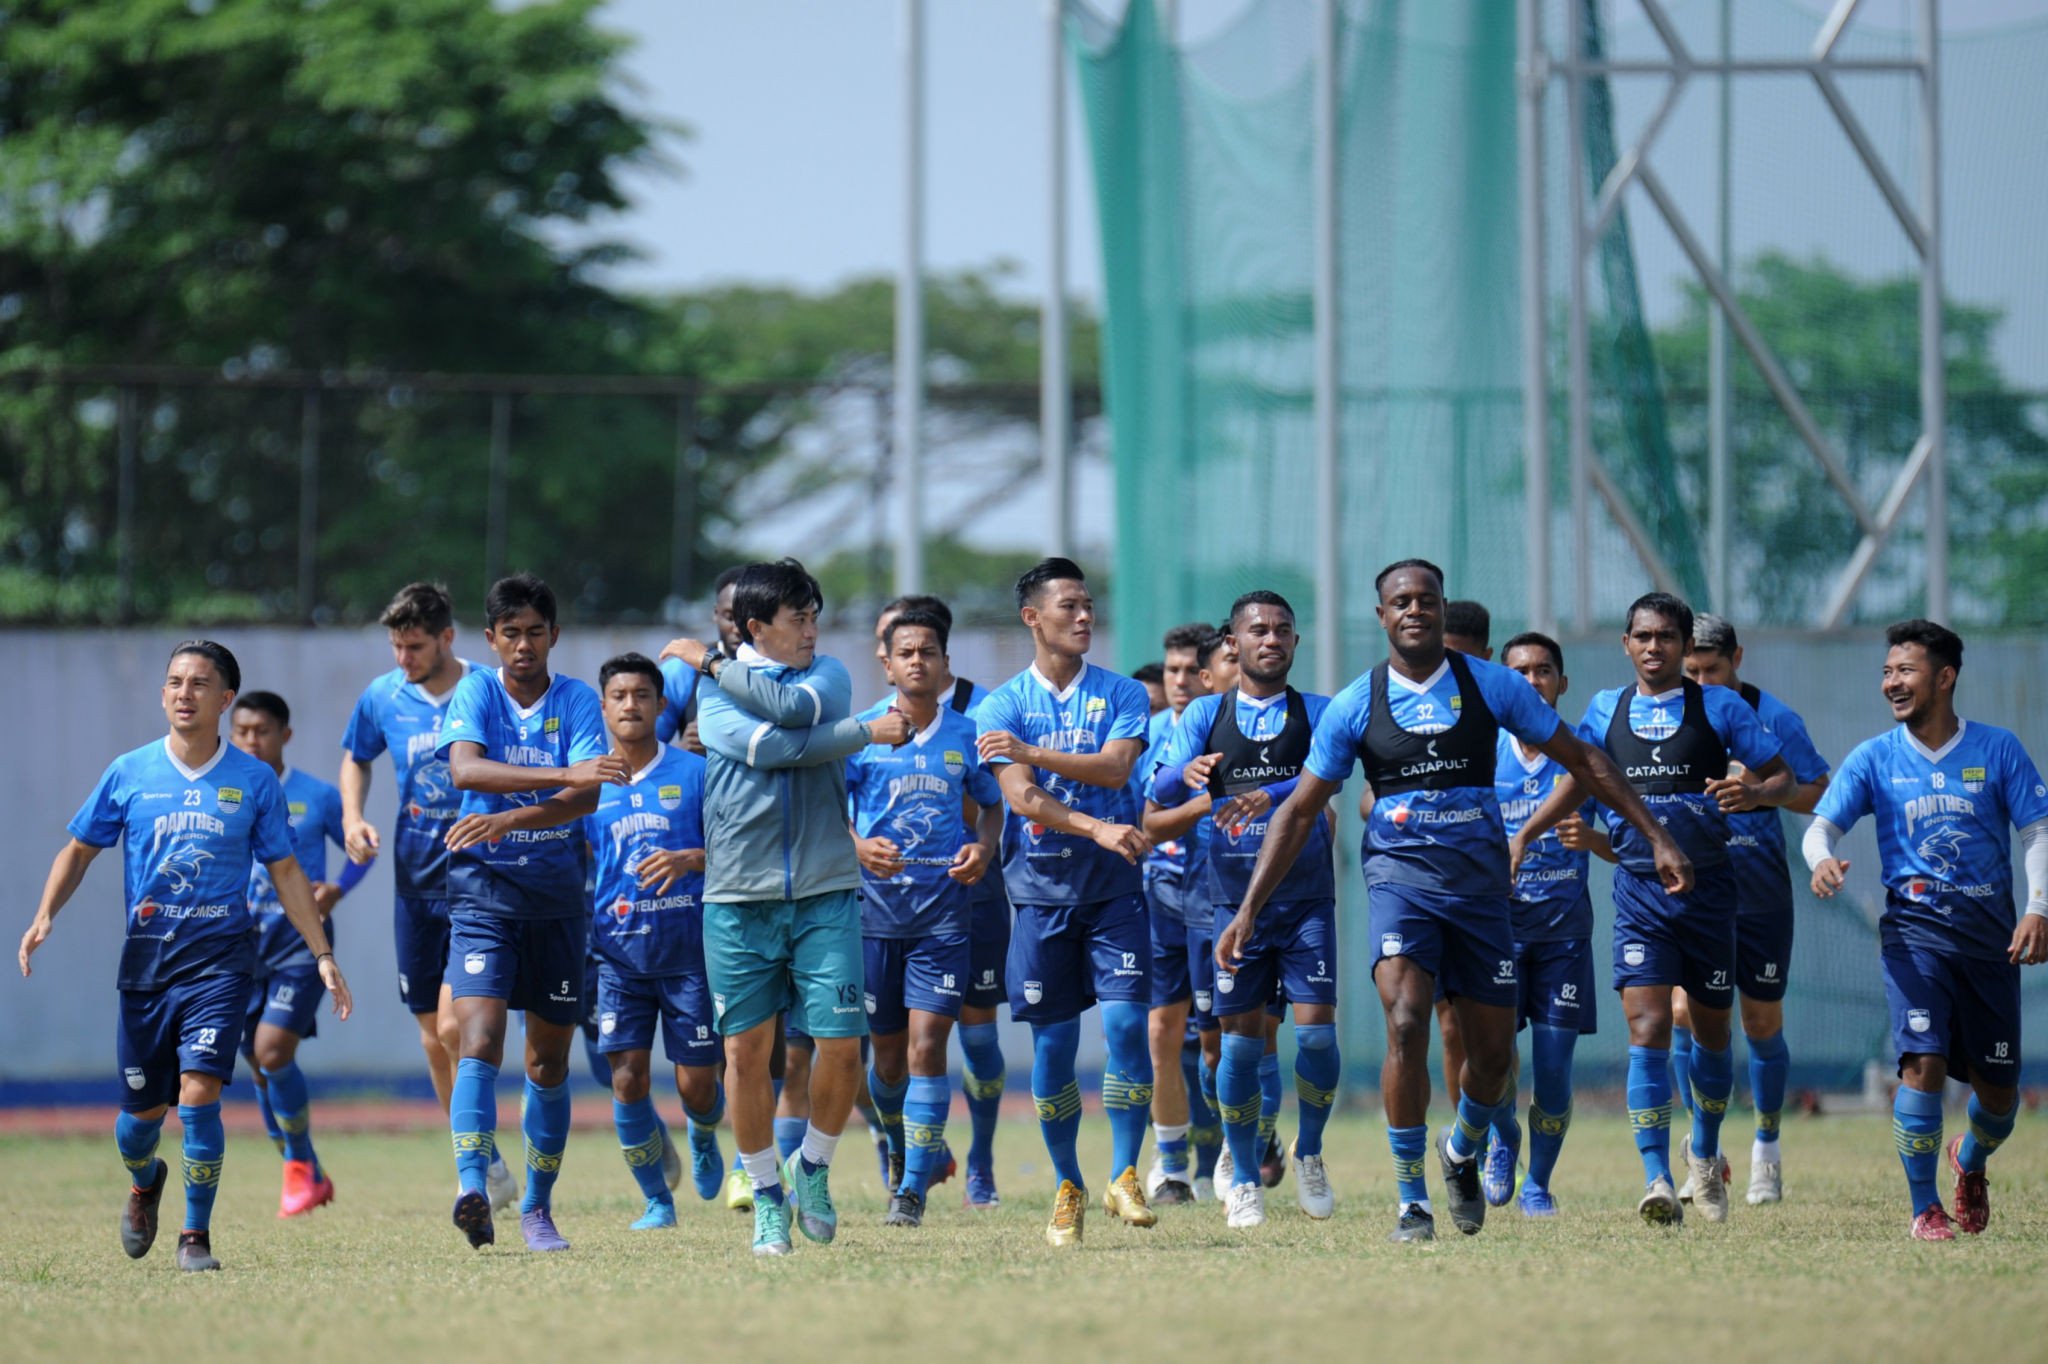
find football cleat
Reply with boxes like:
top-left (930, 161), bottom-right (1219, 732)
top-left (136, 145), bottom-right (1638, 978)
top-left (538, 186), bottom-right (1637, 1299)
top-left (1259, 1132), bottom-right (1286, 1189)
top-left (783, 1153), bottom-right (838, 1244)
top-left (1638, 1176), bottom-right (1683, 1228)
top-left (1518, 1184), bottom-right (1559, 1218)
top-left (1045, 1179), bottom-right (1086, 1248)
top-left (884, 1190), bottom-right (926, 1228)
top-left (963, 1162), bottom-right (1001, 1210)
top-left (1678, 1151), bottom-right (1732, 1204)
top-left (1681, 1137), bottom-right (1728, 1223)
top-left (278, 1159), bottom-right (334, 1219)
top-left (929, 1140), bottom-right (957, 1188)
top-left (1910, 1204), bottom-right (1956, 1242)
top-left (1747, 1159), bottom-right (1783, 1206)
top-left (752, 1193), bottom-right (794, 1257)
top-left (1947, 1135), bottom-right (1989, 1235)
top-left (1191, 1175), bottom-right (1216, 1204)
top-left (1436, 1128), bottom-right (1486, 1235)
top-left (1102, 1167), bottom-right (1158, 1227)
top-left (1388, 1202), bottom-right (1436, 1244)
top-left (1225, 1180), bottom-right (1266, 1229)
top-left (724, 1165), bottom-right (755, 1213)
top-left (1293, 1146), bottom-right (1334, 1220)
top-left (121, 1158), bottom-right (168, 1259)
top-left (1214, 1142), bottom-right (1235, 1196)
top-left (688, 1129), bottom-right (724, 1202)
top-left (1481, 1126), bottom-right (1520, 1208)
top-left (175, 1230), bottom-right (221, 1272)
top-left (520, 1207), bottom-right (570, 1252)
top-left (452, 1189), bottom-right (494, 1249)
top-left (485, 1153), bottom-right (519, 1213)
top-left (630, 1196), bottom-right (677, 1231)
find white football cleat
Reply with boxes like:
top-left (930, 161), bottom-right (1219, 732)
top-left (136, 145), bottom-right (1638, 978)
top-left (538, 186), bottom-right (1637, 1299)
top-left (1293, 1147), bottom-right (1335, 1220)
top-left (1747, 1159), bottom-right (1783, 1206)
top-left (485, 1153), bottom-right (519, 1213)
top-left (1224, 1181), bottom-right (1266, 1229)
top-left (1682, 1137), bottom-right (1728, 1223)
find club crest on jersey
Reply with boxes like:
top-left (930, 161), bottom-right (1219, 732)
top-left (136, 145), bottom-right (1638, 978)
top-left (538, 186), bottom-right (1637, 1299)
top-left (1962, 766), bottom-right (1986, 794)
top-left (1907, 1008), bottom-right (1932, 1034)
top-left (1623, 943), bottom-right (1646, 967)
top-left (215, 786), bottom-right (243, 813)
top-left (1084, 696), bottom-right (1107, 722)
top-left (288, 801), bottom-right (307, 826)
top-left (1023, 980), bottom-right (1044, 1005)
top-left (544, 716), bottom-right (560, 734)
top-left (943, 749), bottom-right (966, 777)
top-left (1449, 694), bottom-right (1462, 712)
top-left (657, 784), bottom-right (682, 812)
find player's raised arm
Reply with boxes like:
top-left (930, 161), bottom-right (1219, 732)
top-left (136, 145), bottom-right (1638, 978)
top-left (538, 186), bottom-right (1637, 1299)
top-left (18, 837), bottom-right (102, 976)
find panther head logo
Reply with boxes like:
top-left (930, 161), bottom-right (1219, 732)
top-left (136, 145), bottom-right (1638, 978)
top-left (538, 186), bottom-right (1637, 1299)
top-left (156, 842), bottom-right (214, 895)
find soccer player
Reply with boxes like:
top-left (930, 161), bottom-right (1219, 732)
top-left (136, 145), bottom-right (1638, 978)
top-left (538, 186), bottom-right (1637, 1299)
top-left (849, 607), bottom-right (1004, 1227)
top-left (1804, 620), bottom-right (2048, 1241)
top-left (975, 557), bottom-right (1156, 1247)
top-left (452, 653), bottom-right (725, 1229)
top-left (1152, 592), bottom-right (1337, 1228)
top-left (228, 690), bottom-right (365, 1217)
top-left (657, 566), bottom-right (746, 756)
top-left (1430, 600), bottom-right (1492, 1115)
top-left (1516, 591), bottom-right (1792, 1227)
top-left (1677, 614), bottom-right (1830, 1206)
top-left (19, 640), bottom-right (353, 1272)
top-left (1487, 633), bottom-right (1615, 1215)
top-left (1237, 561), bottom-right (1687, 1243)
top-left (436, 573), bottom-right (627, 1253)
top-left (1136, 622), bottom-right (1213, 1207)
top-left (1133, 662), bottom-right (1168, 716)
top-left (666, 558), bottom-right (913, 1257)
top-left (338, 581), bottom-right (519, 1210)
top-left (872, 593), bottom-right (1007, 1209)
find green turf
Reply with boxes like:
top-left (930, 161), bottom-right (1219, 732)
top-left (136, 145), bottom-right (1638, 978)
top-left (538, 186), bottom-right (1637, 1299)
top-left (3, 1110), bottom-right (2044, 1360)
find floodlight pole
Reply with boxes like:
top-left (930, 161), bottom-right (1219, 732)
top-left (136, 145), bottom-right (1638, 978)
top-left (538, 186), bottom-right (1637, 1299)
top-left (1518, 0), bottom-right (1553, 635)
top-left (1043, 0), bottom-right (1072, 559)
top-left (1312, 0), bottom-right (1341, 695)
top-left (895, 0), bottom-right (926, 595)
top-left (1564, 0), bottom-right (1593, 632)
top-left (1707, 0), bottom-right (1732, 612)
top-left (1920, 0), bottom-right (1947, 623)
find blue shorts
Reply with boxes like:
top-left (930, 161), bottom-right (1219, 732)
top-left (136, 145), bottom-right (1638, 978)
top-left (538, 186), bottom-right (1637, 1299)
top-left (966, 890), bottom-right (1010, 1010)
top-left (1369, 882), bottom-right (1517, 1008)
top-left (118, 974), bottom-right (248, 1112)
top-left (242, 964), bottom-right (323, 1045)
top-left (1185, 919), bottom-right (1218, 1028)
top-left (1213, 898), bottom-right (1337, 1017)
top-left (1882, 939), bottom-right (2020, 1084)
top-left (1007, 893), bottom-right (1150, 1024)
top-left (394, 895), bottom-right (451, 1014)
top-left (447, 908), bottom-right (584, 1026)
top-left (597, 964), bottom-right (721, 1065)
top-left (1148, 890), bottom-right (1194, 1009)
top-left (864, 934), bottom-right (971, 1032)
top-left (1515, 937), bottom-right (1597, 1034)
top-left (1611, 863), bottom-right (1737, 1009)
top-left (1735, 904), bottom-right (1793, 1002)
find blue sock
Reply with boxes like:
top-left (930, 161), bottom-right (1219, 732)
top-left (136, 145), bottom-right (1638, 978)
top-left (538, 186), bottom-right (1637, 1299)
top-left (868, 1065), bottom-right (909, 1167)
top-left (1893, 1085), bottom-right (1944, 1215)
top-left (1448, 1089), bottom-right (1500, 1163)
top-left (583, 1033), bottom-right (611, 1089)
top-left (451, 1057), bottom-right (498, 1197)
top-left (1491, 1072), bottom-right (1522, 1148)
top-left (177, 1102), bottom-right (225, 1234)
top-left (957, 1022), bottom-right (1005, 1170)
top-left (262, 1061), bottom-right (318, 1170)
top-left (771, 1076), bottom-right (784, 1103)
top-left (773, 1116), bottom-right (807, 1162)
top-left (1689, 1041), bottom-right (1733, 1160)
top-left (1388, 1124), bottom-right (1430, 1209)
top-left (1257, 1051), bottom-right (1282, 1149)
top-left (1670, 1026), bottom-right (1694, 1115)
top-left (1030, 1018), bottom-right (1085, 1189)
top-left (1217, 1032), bottom-right (1264, 1187)
top-left (1959, 1092), bottom-right (2017, 1174)
top-left (116, 1110), bottom-right (164, 1185)
top-left (1292, 1024), bottom-right (1339, 1159)
top-left (253, 1075), bottom-right (286, 1156)
top-left (902, 1075), bottom-right (951, 1197)
top-left (1526, 1023), bottom-right (1577, 1191)
top-left (1099, 1001), bottom-right (1154, 1179)
top-left (519, 1078), bottom-right (571, 1213)
top-left (614, 1096), bottom-right (672, 1203)
top-left (1626, 1044), bottom-right (1674, 1186)
top-left (1195, 1049), bottom-right (1222, 1177)
top-left (1747, 1030), bottom-right (1789, 1147)
top-left (685, 1082), bottom-right (725, 1147)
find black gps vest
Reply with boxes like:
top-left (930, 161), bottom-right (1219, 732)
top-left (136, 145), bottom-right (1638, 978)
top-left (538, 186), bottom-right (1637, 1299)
top-left (947, 677), bottom-right (977, 714)
top-left (1603, 679), bottom-right (1730, 795)
top-left (1359, 652), bottom-right (1498, 796)
top-left (1203, 687), bottom-right (1313, 798)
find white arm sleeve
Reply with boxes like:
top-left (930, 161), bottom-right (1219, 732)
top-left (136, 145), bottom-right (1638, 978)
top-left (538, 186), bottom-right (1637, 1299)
top-left (2021, 817), bottom-right (2048, 919)
top-left (1801, 816), bottom-right (1844, 873)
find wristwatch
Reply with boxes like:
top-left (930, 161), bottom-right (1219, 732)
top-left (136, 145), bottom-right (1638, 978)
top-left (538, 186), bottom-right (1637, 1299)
top-left (698, 645), bottom-right (725, 678)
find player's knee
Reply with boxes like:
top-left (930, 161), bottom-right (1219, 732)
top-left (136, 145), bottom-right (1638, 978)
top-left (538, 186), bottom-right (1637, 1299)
top-left (905, 1035), bottom-right (946, 1077)
top-left (1100, 1001), bottom-right (1147, 1057)
top-left (1740, 999), bottom-right (1782, 1041)
top-left (677, 1067), bottom-right (717, 1113)
top-left (1296, 1023), bottom-right (1336, 1052)
top-left (253, 1035), bottom-right (296, 1073)
top-left (609, 1053), bottom-right (651, 1102)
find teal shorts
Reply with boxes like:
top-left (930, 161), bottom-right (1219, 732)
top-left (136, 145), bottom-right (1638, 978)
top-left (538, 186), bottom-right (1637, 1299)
top-left (703, 890), bottom-right (867, 1040)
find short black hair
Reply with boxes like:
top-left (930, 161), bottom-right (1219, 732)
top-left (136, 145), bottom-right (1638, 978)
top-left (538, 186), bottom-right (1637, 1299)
top-left (882, 594), bottom-right (954, 633)
top-left (232, 689), bottom-right (289, 727)
top-left (1196, 630), bottom-right (1230, 670)
top-left (485, 572), bottom-right (558, 630)
top-left (1132, 661), bottom-right (1165, 685)
top-left (379, 581), bottom-right (454, 636)
top-left (883, 606), bottom-right (951, 654)
top-left (1501, 630), bottom-right (1565, 673)
top-left (1228, 590), bottom-right (1295, 629)
top-left (1016, 556), bottom-right (1086, 610)
top-left (1374, 558), bottom-right (1445, 599)
top-left (169, 639), bottom-right (240, 693)
top-left (712, 566), bottom-right (746, 596)
top-left (1690, 613), bottom-right (1738, 657)
top-left (1444, 599), bottom-right (1491, 646)
top-left (1886, 618), bottom-right (1964, 675)
top-left (732, 558), bottom-right (823, 645)
top-left (597, 652), bottom-right (663, 695)
top-left (1625, 591), bottom-right (1694, 643)
top-left (1162, 621), bottom-right (1211, 654)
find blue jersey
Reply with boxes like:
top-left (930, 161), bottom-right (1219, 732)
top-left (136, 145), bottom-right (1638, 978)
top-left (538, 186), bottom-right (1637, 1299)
top-left (1575, 683), bottom-right (1782, 874)
top-left (654, 656), bottom-right (698, 746)
top-left (1307, 654), bottom-right (1562, 897)
top-left (1495, 731), bottom-right (1595, 941)
top-left (1140, 707), bottom-right (1187, 885)
top-left (1726, 685), bottom-right (1830, 917)
top-left (977, 662), bottom-right (1152, 906)
top-left (69, 739), bottom-right (295, 990)
top-left (339, 662), bottom-right (478, 898)
top-left (1153, 689), bottom-right (1335, 906)
top-left (247, 768), bottom-right (348, 972)
top-left (437, 668), bottom-right (608, 917)
top-left (847, 700), bottom-right (1002, 938)
top-left (1814, 720), bottom-right (2048, 962)
top-left (584, 746), bottom-right (708, 978)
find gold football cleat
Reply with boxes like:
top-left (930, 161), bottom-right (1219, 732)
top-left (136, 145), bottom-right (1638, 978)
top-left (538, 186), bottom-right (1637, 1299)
top-left (1102, 1166), bottom-right (1159, 1228)
top-left (1045, 1179), bottom-right (1087, 1247)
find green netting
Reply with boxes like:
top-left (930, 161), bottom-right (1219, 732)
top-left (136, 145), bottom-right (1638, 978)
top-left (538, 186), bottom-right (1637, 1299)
top-left (1068, 0), bottom-right (2048, 1087)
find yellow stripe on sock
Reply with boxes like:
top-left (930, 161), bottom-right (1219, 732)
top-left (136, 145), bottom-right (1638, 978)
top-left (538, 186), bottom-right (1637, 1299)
top-left (1628, 1104), bottom-right (1673, 1131)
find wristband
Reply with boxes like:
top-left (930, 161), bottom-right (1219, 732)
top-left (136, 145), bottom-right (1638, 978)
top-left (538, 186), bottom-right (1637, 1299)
top-left (316, 951), bottom-right (336, 963)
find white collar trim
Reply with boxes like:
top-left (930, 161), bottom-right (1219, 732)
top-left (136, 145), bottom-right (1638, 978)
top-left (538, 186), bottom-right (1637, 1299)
top-left (1387, 660), bottom-right (1449, 695)
top-left (1904, 719), bottom-right (1968, 765)
top-left (1029, 661), bottom-right (1090, 704)
top-left (1633, 685), bottom-right (1685, 704)
top-left (1513, 738), bottom-right (1548, 773)
top-left (498, 668), bottom-right (556, 721)
top-left (1237, 689), bottom-right (1287, 710)
top-left (628, 753), bottom-right (665, 785)
top-left (894, 700), bottom-right (946, 747)
top-left (164, 737), bottom-right (228, 783)
top-left (409, 658), bottom-right (473, 707)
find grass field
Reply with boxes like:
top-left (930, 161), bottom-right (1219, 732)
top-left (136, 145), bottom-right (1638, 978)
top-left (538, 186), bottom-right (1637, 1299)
top-left (5, 1109), bottom-right (2046, 1361)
